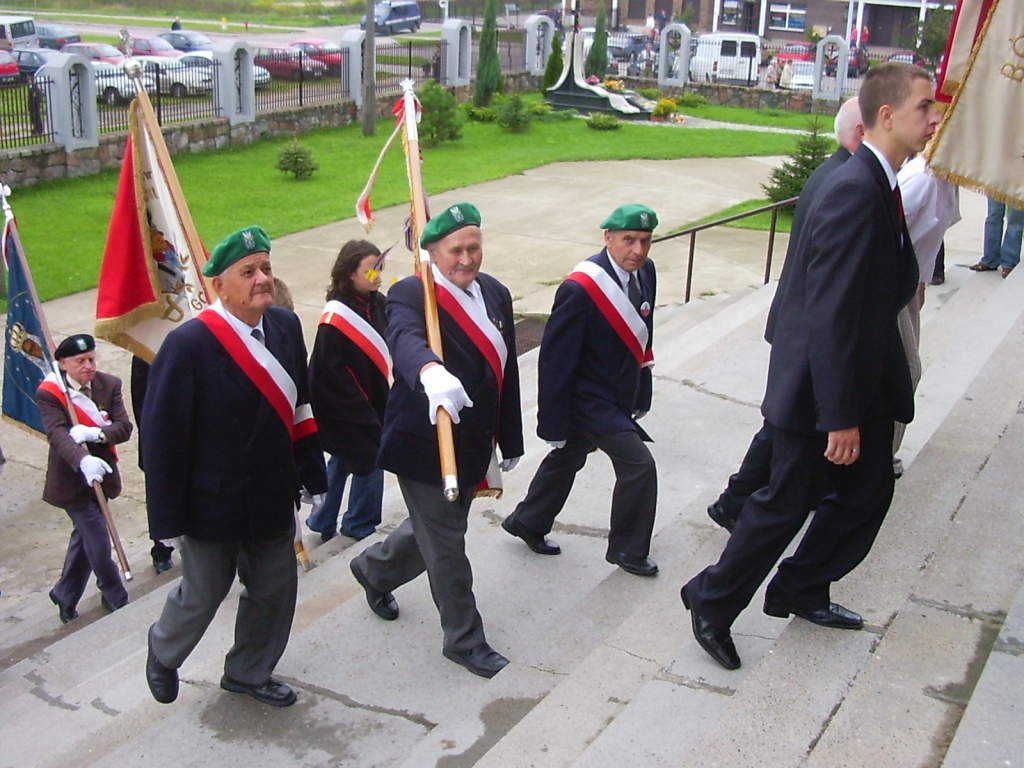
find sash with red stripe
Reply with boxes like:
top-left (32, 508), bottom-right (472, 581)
top-left (564, 261), bottom-right (654, 369)
top-left (196, 306), bottom-right (317, 442)
top-left (319, 300), bottom-right (391, 382)
top-left (37, 375), bottom-right (118, 460)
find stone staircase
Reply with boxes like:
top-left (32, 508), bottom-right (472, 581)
top-left (2, 255), bottom-right (1023, 767)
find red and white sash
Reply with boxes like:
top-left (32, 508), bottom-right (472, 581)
top-left (564, 261), bottom-right (654, 369)
top-left (38, 374), bottom-right (118, 460)
top-left (429, 265), bottom-right (508, 391)
top-left (197, 302), bottom-right (317, 442)
top-left (319, 300), bottom-right (391, 381)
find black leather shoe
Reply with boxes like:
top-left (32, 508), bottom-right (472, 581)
top-left (763, 599), bottom-right (864, 630)
top-left (443, 643), bottom-right (510, 678)
top-left (707, 501), bottom-right (738, 533)
top-left (220, 675), bottom-right (297, 707)
top-left (49, 589), bottom-right (78, 624)
top-left (605, 551), bottom-right (658, 576)
top-left (101, 595), bottom-right (128, 613)
top-left (153, 557), bottom-right (174, 575)
top-left (501, 515), bottom-right (561, 555)
top-left (350, 559), bottom-right (399, 620)
top-left (146, 627), bottom-right (179, 704)
top-left (681, 584), bottom-right (741, 670)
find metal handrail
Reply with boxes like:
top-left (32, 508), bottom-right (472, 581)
top-left (653, 196), bottom-right (799, 303)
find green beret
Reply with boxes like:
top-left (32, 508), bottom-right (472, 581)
top-left (55, 333), bottom-right (95, 360)
top-left (420, 202), bottom-right (482, 247)
top-left (600, 204), bottom-right (659, 232)
top-left (202, 226), bottom-right (272, 277)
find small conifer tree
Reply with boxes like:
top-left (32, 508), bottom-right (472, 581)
top-left (418, 80), bottom-right (464, 146)
top-left (473, 0), bottom-right (503, 107)
top-left (542, 29), bottom-right (564, 90)
top-left (275, 140), bottom-right (318, 180)
top-left (584, 4), bottom-right (609, 79)
top-left (762, 116), bottom-right (832, 202)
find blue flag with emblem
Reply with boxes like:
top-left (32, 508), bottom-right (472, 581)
top-left (3, 213), bottom-right (53, 438)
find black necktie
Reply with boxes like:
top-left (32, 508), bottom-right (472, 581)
top-left (628, 274), bottom-right (642, 310)
top-left (251, 328), bottom-right (265, 345)
top-left (893, 185), bottom-right (905, 228)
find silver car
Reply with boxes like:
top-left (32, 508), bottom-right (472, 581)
top-left (93, 61), bottom-right (156, 105)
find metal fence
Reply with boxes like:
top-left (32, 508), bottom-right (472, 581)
top-left (253, 50), bottom-right (350, 112)
top-left (470, 39), bottom-right (528, 73)
top-left (97, 60), bottom-right (224, 135)
top-left (376, 40), bottom-right (448, 93)
top-left (0, 76), bottom-right (56, 150)
top-left (422, 1), bottom-right (560, 26)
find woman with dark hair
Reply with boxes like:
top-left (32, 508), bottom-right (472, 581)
top-left (306, 240), bottom-right (390, 542)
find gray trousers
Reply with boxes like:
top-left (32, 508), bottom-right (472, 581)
top-left (53, 498), bottom-right (128, 608)
top-left (893, 290), bottom-right (923, 456)
top-left (353, 476), bottom-right (486, 653)
top-left (150, 527), bottom-right (297, 685)
top-left (511, 429), bottom-right (658, 557)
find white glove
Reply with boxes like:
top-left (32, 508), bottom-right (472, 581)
top-left (300, 488), bottom-right (325, 515)
top-left (70, 425), bottom-right (104, 444)
top-left (546, 440), bottom-right (567, 450)
top-left (420, 365), bottom-right (473, 425)
top-left (79, 455), bottom-right (112, 485)
top-left (632, 410), bottom-right (648, 421)
top-left (499, 456), bottom-right (520, 472)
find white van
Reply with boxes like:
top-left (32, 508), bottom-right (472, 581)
top-left (689, 32), bottom-right (760, 87)
top-left (0, 15), bottom-right (38, 49)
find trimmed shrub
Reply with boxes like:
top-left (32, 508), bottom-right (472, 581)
top-left (585, 113), bottom-right (622, 130)
top-left (677, 92), bottom-right (707, 108)
top-left (496, 94), bottom-right (531, 133)
top-left (275, 140), bottom-right (318, 180)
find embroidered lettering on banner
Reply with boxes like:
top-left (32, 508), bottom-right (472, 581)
top-left (1002, 34), bottom-right (1024, 82)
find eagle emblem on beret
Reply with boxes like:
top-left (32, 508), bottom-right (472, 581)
top-left (242, 230), bottom-right (255, 250)
top-left (450, 206), bottom-right (464, 223)
top-left (640, 212), bottom-right (650, 227)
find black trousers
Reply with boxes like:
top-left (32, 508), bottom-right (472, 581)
top-left (511, 429), bottom-right (658, 557)
top-left (53, 498), bottom-right (128, 608)
top-left (715, 420), bottom-right (774, 519)
top-left (685, 419), bottom-right (895, 628)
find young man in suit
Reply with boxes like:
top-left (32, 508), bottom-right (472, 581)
top-left (349, 202), bottom-right (524, 679)
top-left (37, 333), bottom-right (133, 623)
top-left (142, 226), bottom-right (327, 707)
top-left (503, 204), bottom-right (660, 576)
top-left (682, 62), bottom-right (940, 670)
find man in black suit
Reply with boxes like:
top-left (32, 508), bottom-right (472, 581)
top-left (682, 63), bottom-right (939, 670)
top-left (349, 202), bottom-right (524, 679)
top-left (707, 97), bottom-right (864, 533)
top-left (503, 204), bottom-right (659, 576)
top-left (142, 226), bottom-right (327, 706)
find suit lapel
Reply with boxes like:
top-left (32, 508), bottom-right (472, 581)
top-left (855, 145), bottom-right (902, 240)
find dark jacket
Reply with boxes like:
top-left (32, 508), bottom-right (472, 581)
top-left (308, 291), bottom-right (389, 476)
top-left (38, 371), bottom-right (132, 508)
top-left (142, 306), bottom-right (328, 542)
top-left (536, 249), bottom-right (656, 441)
top-left (761, 145), bottom-right (919, 434)
top-left (376, 273), bottom-right (523, 490)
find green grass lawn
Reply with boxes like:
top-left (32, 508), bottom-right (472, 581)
top-left (679, 198), bottom-right (796, 233)
top-left (3, 109), bottom-right (800, 308)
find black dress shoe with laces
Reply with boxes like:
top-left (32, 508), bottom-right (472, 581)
top-left (681, 584), bottom-right (741, 670)
top-left (153, 557), bottom-right (174, 575)
top-left (220, 675), bottom-right (297, 707)
top-left (706, 501), bottom-right (738, 533)
top-left (443, 643), bottom-right (510, 678)
top-left (350, 559), bottom-right (399, 620)
top-left (605, 551), bottom-right (659, 576)
top-left (146, 627), bottom-right (179, 704)
top-left (101, 595), bottom-right (128, 613)
top-left (763, 599), bottom-right (864, 629)
top-left (501, 515), bottom-right (561, 555)
top-left (49, 589), bottom-right (78, 624)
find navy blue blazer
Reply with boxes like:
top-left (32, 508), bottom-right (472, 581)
top-left (376, 272), bottom-right (524, 490)
top-left (143, 306), bottom-right (328, 542)
top-left (536, 249), bottom-right (656, 441)
top-left (762, 145), bottom-right (918, 435)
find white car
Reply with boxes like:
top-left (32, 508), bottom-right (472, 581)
top-left (134, 54), bottom-right (213, 97)
top-left (788, 60), bottom-right (817, 91)
top-left (178, 50), bottom-right (271, 90)
top-left (93, 61), bottom-right (156, 105)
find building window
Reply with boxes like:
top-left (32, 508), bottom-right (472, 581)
top-left (722, 0), bottom-right (740, 26)
top-left (769, 3), bottom-right (806, 31)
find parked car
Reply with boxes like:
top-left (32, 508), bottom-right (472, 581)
top-left (772, 41), bottom-right (814, 65)
top-left (135, 55), bottom-right (212, 97)
top-left (158, 30), bottom-right (214, 53)
top-left (0, 49), bottom-right (19, 82)
top-left (359, 1), bottom-right (422, 36)
top-left (131, 36), bottom-right (182, 58)
top-left (253, 46), bottom-right (326, 81)
top-left (535, 8), bottom-right (563, 29)
top-left (92, 61), bottom-right (155, 105)
top-left (608, 33), bottom-right (656, 63)
top-left (177, 50), bottom-right (272, 90)
top-left (788, 60), bottom-right (816, 90)
top-left (289, 38), bottom-right (343, 76)
top-left (825, 45), bottom-right (870, 77)
top-left (35, 22), bottom-right (80, 50)
top-left (61, 42), bottom-right (126, 66)
top-left (11, 47), bottom-right (57, 79)
top-left (886, 50), bottom-right (926, 67)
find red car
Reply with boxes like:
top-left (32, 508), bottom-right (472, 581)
top-left (289, 38), bottom-right (343, 76)
top-left (60, 42), bottom-right (127, 66)
top-left (253, 46), bottom-right (327, 81)
top-left (772, 41), bottom-right (815, 65)
top-left (131, 36), bottom-right (182, 58)
top-left (0, 50), bottom-right (20, 83)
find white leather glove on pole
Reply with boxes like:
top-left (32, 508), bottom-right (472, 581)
top-left (546, 440), bottom-right (567, 450)
top-left (79, 455), bottom-right (112, 486)
top-left (499, 456), bottom-right (520, 472)
top-left (420, 364), bottom-right (473, 425)
top-left (69, 425), bottom-right (103, 444)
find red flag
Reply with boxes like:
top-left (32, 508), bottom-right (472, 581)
top-left (94, 102), bottom-right (210, 361)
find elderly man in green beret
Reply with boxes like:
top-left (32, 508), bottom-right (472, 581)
top-left (504, 204), bottom-right (661, 576)
top-left (142, 226), bottom-right (327, 707)
top-left (349, 202), bottom-right (524, 678)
